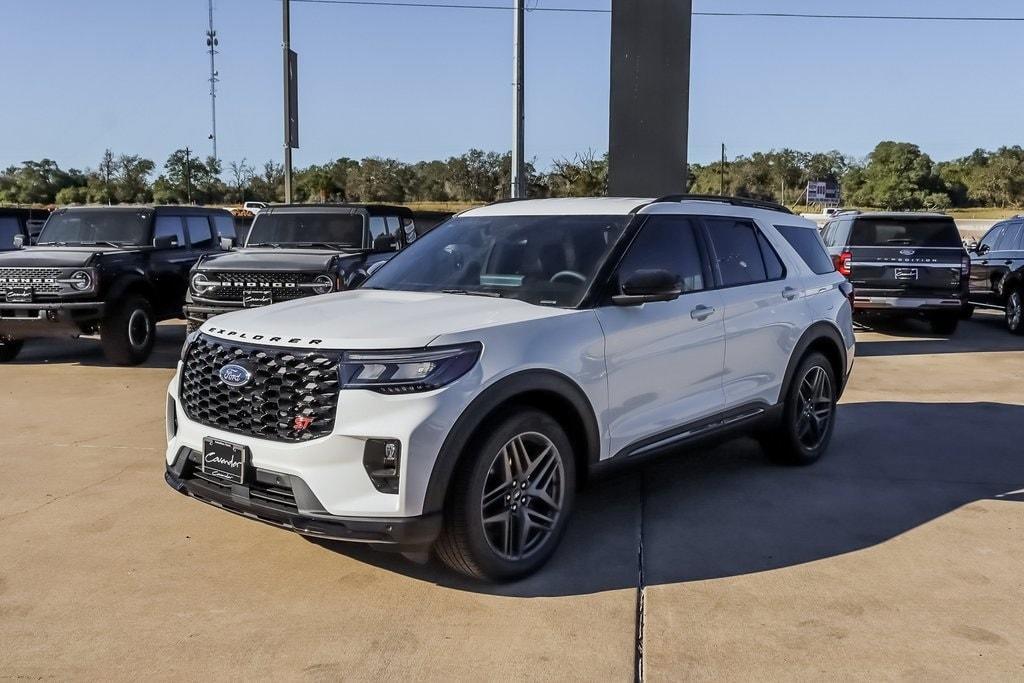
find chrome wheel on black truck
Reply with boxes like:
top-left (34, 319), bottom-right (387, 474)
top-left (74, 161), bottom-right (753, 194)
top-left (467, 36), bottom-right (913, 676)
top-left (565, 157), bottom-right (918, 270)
top-left (435, 409), bottom-right (575, 581)
top-left (1006, 289), bottom-right (1024, 335)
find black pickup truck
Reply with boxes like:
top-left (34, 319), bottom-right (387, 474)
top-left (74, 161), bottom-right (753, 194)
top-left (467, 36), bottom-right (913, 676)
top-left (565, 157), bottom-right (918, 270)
top-left (0, 208), bottom-right (51, 250)
top-left (0, 205), bottom-right (231, 364)
top-left (822, 212), bottom-right (970, 334)
top-left (967, 217), bottom-right (1024, 334)
top-left (183, 204), bottom-right (417, 330)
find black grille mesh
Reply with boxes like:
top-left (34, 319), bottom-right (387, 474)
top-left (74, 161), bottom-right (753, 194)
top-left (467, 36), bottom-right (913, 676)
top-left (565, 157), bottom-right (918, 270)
top-left (202, 271), bottom-right (317, 302)
top-left (180, 335), bottom-right (342, 442)
top-left (0, 267), bottom-right (63, 295)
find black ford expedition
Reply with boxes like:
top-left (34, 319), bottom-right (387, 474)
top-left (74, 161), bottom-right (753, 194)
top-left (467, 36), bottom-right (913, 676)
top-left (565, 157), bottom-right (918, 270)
top-left (183, 204), bottom-right (416, 330)
top-left (967, 217), bottom-right (1024, 334)
top-left (822, 212), bottom-right (969, 334)
top-left (0, 205), bottom-right (231, 365)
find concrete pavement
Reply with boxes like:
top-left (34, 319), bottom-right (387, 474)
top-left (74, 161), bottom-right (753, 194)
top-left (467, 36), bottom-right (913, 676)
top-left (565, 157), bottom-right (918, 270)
top-left (1, 314), bottom-right (1022, 679)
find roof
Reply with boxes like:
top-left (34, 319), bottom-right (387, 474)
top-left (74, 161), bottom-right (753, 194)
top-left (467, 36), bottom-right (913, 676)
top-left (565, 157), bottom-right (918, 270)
top-left (462, 198), bottom-right (652, 217)
top-left (49, 205), bottom-right (231, 215)
top-left (261, 203), bottom-right (414, 217)
top-left (844, 211), bottom-right (953, 220)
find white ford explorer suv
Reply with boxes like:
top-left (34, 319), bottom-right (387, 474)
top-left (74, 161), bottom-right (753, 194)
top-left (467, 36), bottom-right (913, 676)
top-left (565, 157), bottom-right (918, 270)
top-left (165, 196), bottom-right (855, 580)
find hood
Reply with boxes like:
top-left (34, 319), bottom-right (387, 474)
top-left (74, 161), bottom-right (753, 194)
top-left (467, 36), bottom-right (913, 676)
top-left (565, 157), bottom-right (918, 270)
top-left (0, 246), bottom-right (132, 268)
top-left (201, 289), bottom-right (573, 349)
top-left (198, 248), bottom-right (355, 272)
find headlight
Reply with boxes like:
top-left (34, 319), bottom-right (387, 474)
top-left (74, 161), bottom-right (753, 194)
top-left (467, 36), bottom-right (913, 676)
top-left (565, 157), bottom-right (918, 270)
top-left (191, 271), bottom-right (216, 295)
top-left (312, 274), bottom-right (334, 295)
top-left (338, 343), bottom-right (482, 394)
top-left (180, 329), bottom-right (201, 361)
top-left (69, 270), bottom-right (93, 291)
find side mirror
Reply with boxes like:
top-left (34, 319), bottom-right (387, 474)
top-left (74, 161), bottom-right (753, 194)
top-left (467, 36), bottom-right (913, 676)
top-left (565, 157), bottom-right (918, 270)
top-left (12, 234), bottom-right (25, 249)
top-left (153, 235), bottom-right (178, 249)
top-left (612, 269), bottom-right (683, 306)
top-left (978, 243), bottom-right (991, 255)
top-left (220, 236), bottom-right (236, 250)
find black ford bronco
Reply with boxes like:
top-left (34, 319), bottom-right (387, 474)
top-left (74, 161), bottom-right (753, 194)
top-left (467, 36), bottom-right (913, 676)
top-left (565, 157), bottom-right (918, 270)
top-left (0, 205), bottom-right (232, 365)
top-left (183, 204), bottom-right (417, 330)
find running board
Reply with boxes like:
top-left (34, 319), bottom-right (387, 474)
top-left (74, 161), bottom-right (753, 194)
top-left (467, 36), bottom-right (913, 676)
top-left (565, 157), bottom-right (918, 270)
top-left (628, 407), bottom-right (766, 459)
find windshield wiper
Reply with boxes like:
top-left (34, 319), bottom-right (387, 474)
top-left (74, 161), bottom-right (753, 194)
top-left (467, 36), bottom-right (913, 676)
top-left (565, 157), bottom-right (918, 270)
top-left (82, 241), bottom-right (124, 249)
top-left (248, 242), bottom-right (282, 248)
top-left (441, 289), bottom-right (503, 298)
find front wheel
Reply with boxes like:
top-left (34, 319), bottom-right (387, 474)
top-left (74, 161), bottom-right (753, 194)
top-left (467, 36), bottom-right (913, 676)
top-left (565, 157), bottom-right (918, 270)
top-left (0, 337), bottom-right (24, 363)
top-left (101, 296), bottom-right (155, 366)
top-left (761, 352), bottom-right (837, 466)
top-left (1006, 289), bottom-right (1024, 335)
top-left (435, 409), bottom-right (576, 581)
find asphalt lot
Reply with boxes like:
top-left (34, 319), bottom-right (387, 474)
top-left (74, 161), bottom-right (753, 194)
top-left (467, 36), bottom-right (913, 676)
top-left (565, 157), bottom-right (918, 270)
top-left (1, 312), bottom-right (1022, 680)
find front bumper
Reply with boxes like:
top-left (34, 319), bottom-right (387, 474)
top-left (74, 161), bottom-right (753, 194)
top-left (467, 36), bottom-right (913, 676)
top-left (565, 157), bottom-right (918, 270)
top-left (853, 295), bottom-right (963, 311)
top-left (0, 301), bottom-right (104, 337)
top-left (165, 450), bottom-right (441, 546)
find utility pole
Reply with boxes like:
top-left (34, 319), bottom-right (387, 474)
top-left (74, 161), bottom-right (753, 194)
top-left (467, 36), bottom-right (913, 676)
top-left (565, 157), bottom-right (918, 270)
top-left (206, 0), bottom-right (219, 161)
top-left (282, 0), bottom-right (296, 204)
top-left (184, 147), bottom-right (193, 205)
top-left (510, 0), bottom-right (526, 199)
top-left (720, 143), bottom-right (726, 196)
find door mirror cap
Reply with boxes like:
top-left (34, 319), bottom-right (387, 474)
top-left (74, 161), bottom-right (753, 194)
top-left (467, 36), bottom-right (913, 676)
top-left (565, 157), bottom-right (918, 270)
top-left (153, 235), bottom-right (178, 249)
top-left (612, 269), bottom-right (683, 306)
top-left (220, 236), bottom-right (236, 250)
top-left (12, 234), bottom-right (25, 249)
top-left (977, 243), bottom-right (991, 255)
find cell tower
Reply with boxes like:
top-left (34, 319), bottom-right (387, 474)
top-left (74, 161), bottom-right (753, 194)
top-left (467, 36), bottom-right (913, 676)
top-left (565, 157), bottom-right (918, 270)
top-left (206, 0), bottom-right (220, 161)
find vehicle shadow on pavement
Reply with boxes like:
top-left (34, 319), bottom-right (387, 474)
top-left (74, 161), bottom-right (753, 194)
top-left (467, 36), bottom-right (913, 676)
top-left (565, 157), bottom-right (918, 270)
top-left (320, 401), bottom-right (1024, 597)
top-left (856, 315), bottom-right (1024, 357)
top-left (8, 322), bottom-right (185, 370)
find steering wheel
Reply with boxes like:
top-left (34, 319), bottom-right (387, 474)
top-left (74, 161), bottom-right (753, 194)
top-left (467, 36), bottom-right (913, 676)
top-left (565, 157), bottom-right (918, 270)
top-left (550, 270), bottom-right (586, 285)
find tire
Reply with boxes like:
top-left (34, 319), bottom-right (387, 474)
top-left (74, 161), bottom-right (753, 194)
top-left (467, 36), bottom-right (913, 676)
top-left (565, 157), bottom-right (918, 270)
top-left (928, 312), bottom-right (960, 335)
top-left (100, 296), bottom-right (155, 366)
top-left (1005, 289), bottom-right (1024, 335)
top-left (0, 338), bottom-right (24, 363)
top-left (761, 352), bottom-right (837, 466)
top-left (434, 408), bottom-right (576, 581)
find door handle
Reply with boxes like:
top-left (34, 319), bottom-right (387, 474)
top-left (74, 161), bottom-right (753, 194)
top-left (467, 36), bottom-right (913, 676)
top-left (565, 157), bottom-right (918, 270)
top-left (690, 305), bottom-right (716, 321)
top-left (782, 286), bottom-right (799, 300)
top-left (1005, 260), bottom-right (1014, 266)
top-left (980, 260), bottom-right (989, 265)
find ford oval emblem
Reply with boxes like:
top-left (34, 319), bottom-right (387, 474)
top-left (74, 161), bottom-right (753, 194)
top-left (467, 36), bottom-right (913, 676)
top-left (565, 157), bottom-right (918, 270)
top-left (218, 363), bottom-right (253, 387)
top-left (900, 249), bottom-right (916, 256)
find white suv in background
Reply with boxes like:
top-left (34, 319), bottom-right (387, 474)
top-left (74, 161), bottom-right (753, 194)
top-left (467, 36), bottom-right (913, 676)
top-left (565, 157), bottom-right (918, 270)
top-left (164, 196), bottom-right (855, 581)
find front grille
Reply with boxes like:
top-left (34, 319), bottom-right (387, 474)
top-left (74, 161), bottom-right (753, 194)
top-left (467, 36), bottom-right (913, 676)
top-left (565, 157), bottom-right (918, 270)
top-left (201, 271), bottom-right (319, 302)
top-left (180, 334), bottom-right (342, 442)
top-left (0, 267), bottom-right (62, 295)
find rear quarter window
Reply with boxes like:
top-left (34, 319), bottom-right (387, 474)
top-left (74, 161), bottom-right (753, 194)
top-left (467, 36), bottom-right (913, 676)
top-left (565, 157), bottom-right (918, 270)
top-left (775, 225), bottom-right (835, 275)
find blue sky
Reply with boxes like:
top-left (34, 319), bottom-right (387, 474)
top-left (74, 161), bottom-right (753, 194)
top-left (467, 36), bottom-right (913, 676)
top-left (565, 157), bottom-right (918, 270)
top-left (2, 0), bottom-right (1022, 172)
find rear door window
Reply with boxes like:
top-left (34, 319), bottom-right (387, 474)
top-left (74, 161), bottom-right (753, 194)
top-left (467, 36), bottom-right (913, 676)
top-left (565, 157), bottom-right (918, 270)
top-left (153, 216), bottom-right (185, 247)
top-left (776, 225), bottom-right (836, 275)
top-left (995, 221), bottom-right (1023, 251)
top-left (704, 218), bottom-right (771, 286)
top-left (186, 216), bottom-right (215, 249)
top-left (849, 218), bottom-right (961, 248)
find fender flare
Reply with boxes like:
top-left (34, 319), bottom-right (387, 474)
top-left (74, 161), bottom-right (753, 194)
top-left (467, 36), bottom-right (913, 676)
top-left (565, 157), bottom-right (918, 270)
top-left (421, 369), bottom-right (601, 515)
top-left (779, 321), bottom-right (849, 402)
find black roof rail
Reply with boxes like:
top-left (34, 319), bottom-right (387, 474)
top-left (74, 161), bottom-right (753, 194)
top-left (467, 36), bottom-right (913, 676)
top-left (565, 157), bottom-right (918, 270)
top-left (651, 194), bottom-right (794, 215)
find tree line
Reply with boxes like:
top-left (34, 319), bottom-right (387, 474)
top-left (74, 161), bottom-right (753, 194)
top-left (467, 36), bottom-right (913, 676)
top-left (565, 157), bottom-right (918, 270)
top-left (3, 141), bottom-right (1024, 210)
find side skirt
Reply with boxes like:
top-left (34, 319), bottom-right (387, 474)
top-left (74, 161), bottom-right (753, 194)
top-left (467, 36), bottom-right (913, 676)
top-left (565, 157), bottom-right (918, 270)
top-left (589, 402), bottom-right (782, 479)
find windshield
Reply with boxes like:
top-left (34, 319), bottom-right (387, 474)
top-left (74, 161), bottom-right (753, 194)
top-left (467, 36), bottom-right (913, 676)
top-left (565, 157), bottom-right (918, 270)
top-left (246, 212), bottom-right (365, 248)
top-left (850, 218), bottom-right (962, 248)
top-left (37, 210), bottom-right (152, 246)
top-left (364, 215), bottom-right (630, 308)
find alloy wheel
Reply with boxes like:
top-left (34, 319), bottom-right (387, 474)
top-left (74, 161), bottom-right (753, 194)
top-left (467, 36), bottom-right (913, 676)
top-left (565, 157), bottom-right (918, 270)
top-left (480, 431), bottom-right (565, 561)
top-left (1007, 291), bottom-right (1023, 332)
top-left (795, 366), bottom-right (834, 450)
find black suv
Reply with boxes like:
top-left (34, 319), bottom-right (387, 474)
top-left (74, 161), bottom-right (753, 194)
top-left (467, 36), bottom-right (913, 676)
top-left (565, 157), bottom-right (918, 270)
top-left (0, 205), bottom-right (232, 365)
top-left (967, 217), bottom-right (1024, 333)
top-left (183, 204), bottom-right (417, 330)
top-left (821, 212), bottom-right (969, 334)
top-left (0, 208), bottom-right (51, 250)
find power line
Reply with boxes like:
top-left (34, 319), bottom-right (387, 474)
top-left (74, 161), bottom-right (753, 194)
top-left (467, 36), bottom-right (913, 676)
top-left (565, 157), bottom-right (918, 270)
top-left (289, 0), bottom-right (1024, 23)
